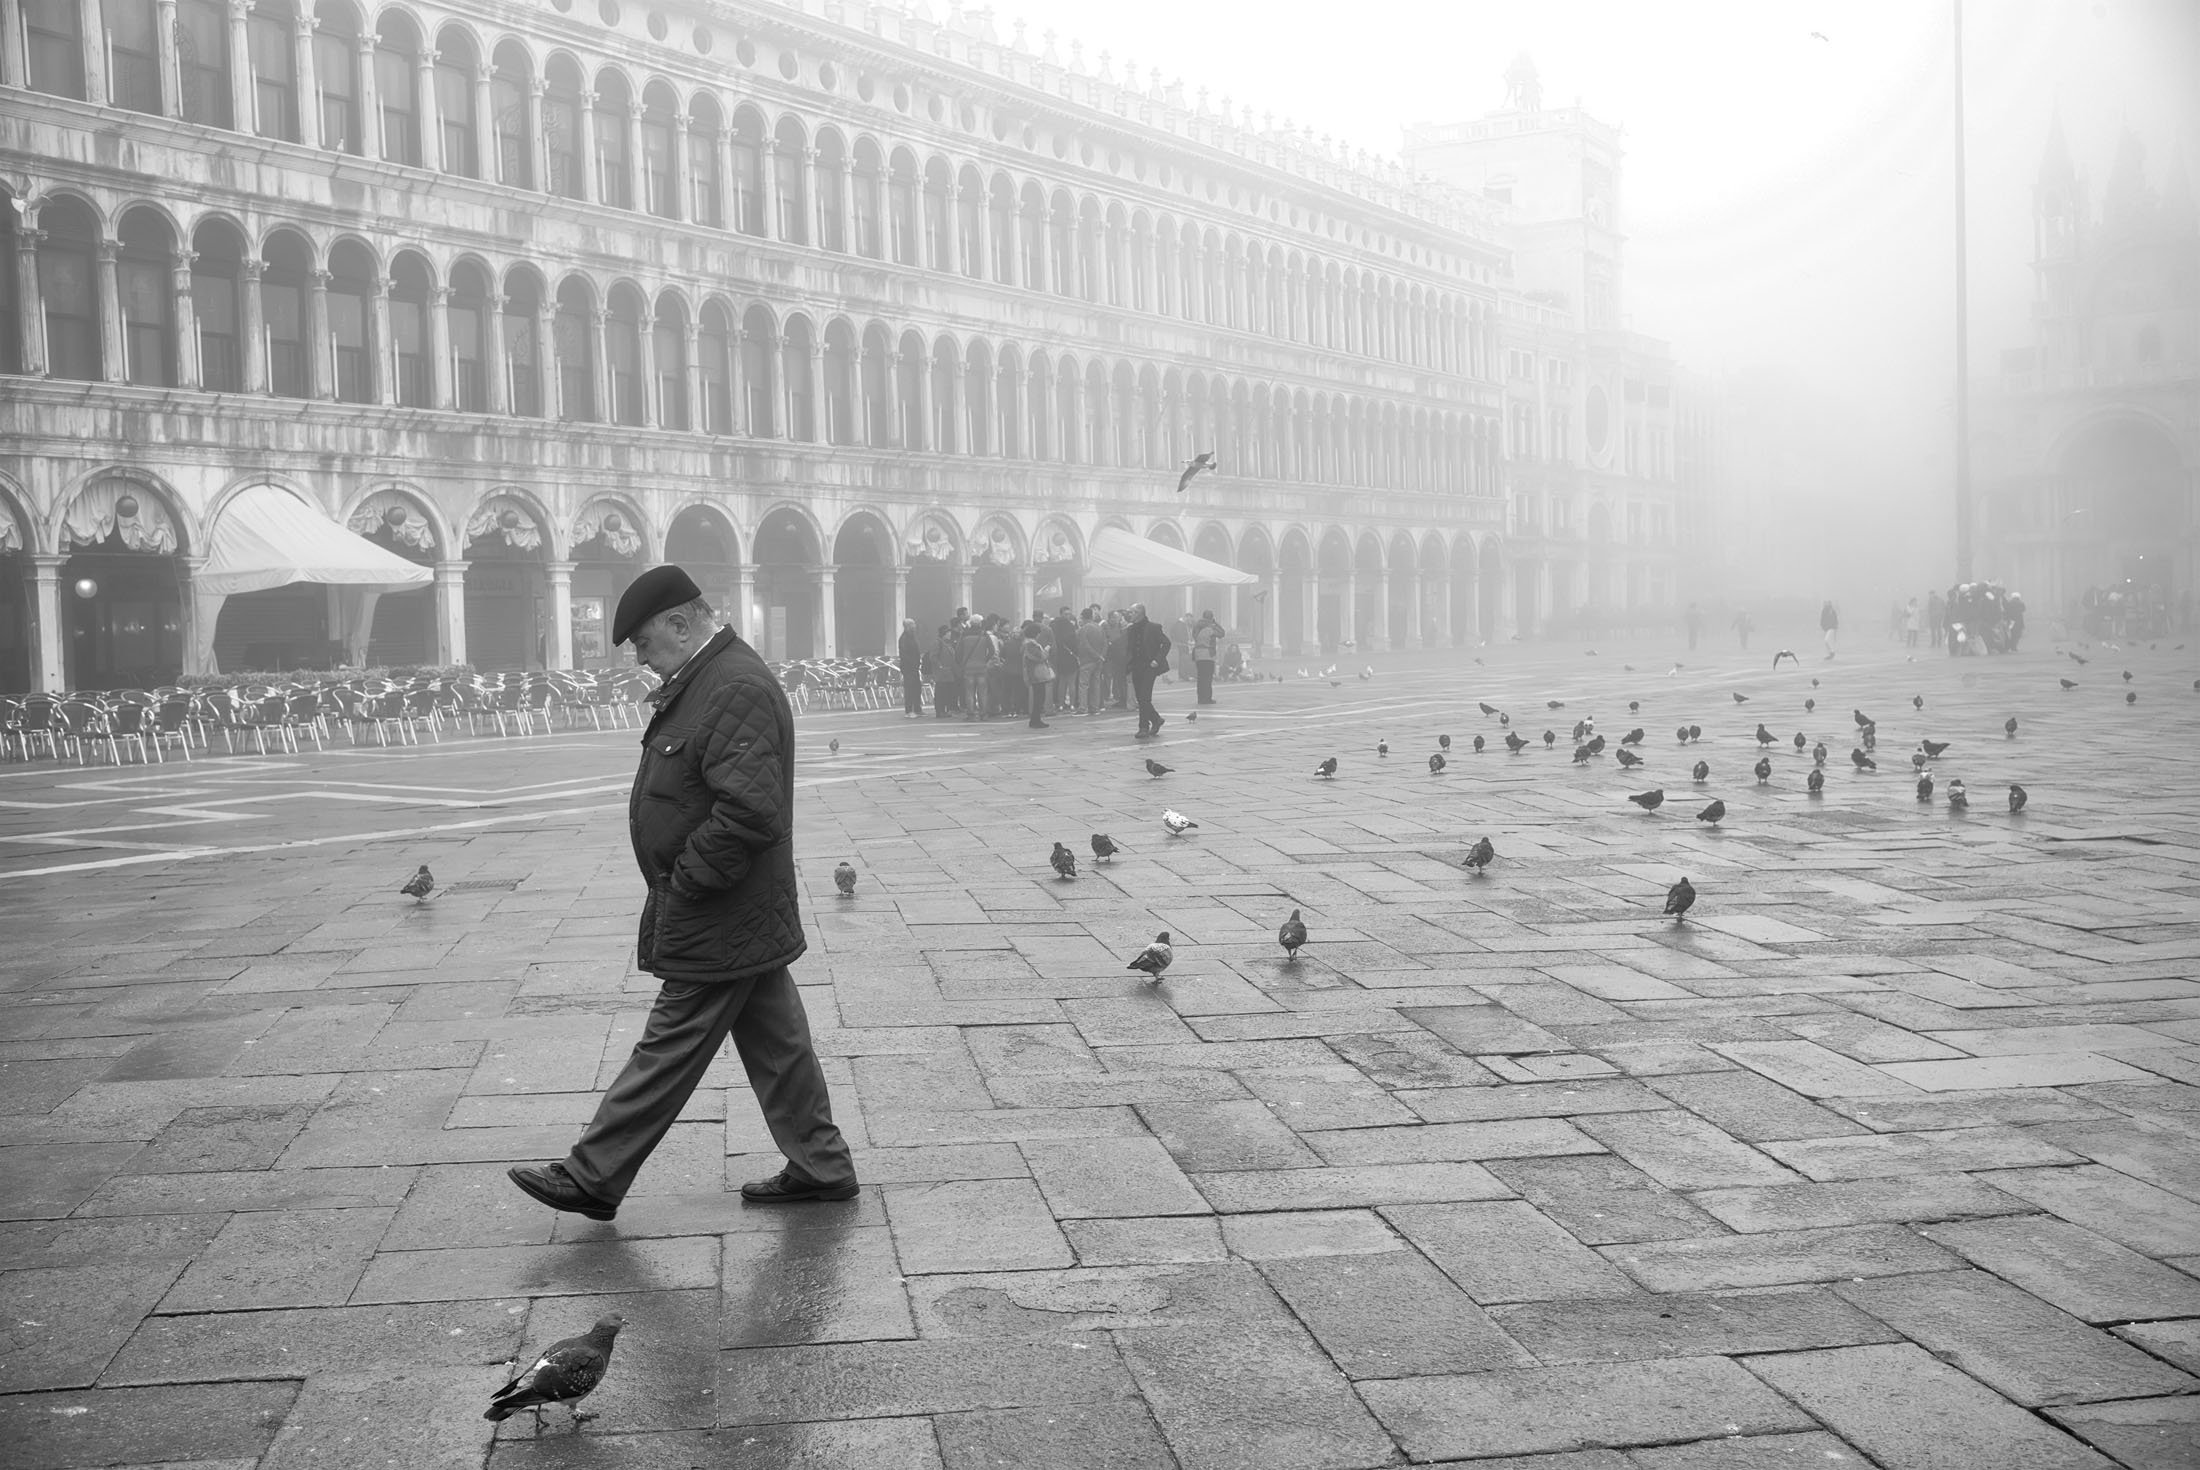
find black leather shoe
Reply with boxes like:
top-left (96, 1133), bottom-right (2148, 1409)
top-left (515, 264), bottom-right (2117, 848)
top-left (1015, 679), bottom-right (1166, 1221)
top-left (740, 1169), bottom-right (859, 1203)
top-left (507, 1162), bottom-right (617, 1220)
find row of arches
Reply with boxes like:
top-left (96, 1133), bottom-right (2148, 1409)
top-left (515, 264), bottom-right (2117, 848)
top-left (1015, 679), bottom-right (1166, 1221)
top-left (1, 192), bottom-right (1503, 496)
top-left (12, 0), bottom-right (1497, 375)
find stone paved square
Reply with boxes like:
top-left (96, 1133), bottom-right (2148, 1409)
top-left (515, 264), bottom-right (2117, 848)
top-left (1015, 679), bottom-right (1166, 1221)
top-left (3, 637), bottom-right (2198, 1467)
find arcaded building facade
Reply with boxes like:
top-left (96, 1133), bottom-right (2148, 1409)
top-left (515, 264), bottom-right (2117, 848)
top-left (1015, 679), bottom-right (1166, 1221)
top-left (3, 0), bottom-right (1533, 688)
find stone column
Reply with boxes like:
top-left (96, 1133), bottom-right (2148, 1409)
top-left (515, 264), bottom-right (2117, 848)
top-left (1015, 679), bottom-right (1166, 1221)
top-left (939, 185), bottom-right (962, 275)
top-left (758, 140), bottom-right (780, 240)
top-left (354, 34), bottom-right (380, 161)
top-left (622, 101), bottom-right (645, 210)
top-left (223, 0), bottom-right (254, 129)
top-left (545, 561), bottom-right (575, 668)
top-left (1002, 365), bottom-right (1024, 457)
top-left (96, 241), bottom-right (126, 383)
top-left (669, 113), bottom-right (691, 221)
top-left (634, 310), bottom-right (656, 427)
top-left (954, 565), bottom-right (974, 613)
top-left (289, 8), bottom-right (319, 145)
top-left (239, 258), bottom-right (264, 393)
top-left (727, 327), bottom-right (747, 434)
top-left (1368, 569), bottom-right (1390, 652)
top-left (414, 48), bottom-right (441, 169)
top-left (814, 566), bottom-right (836, 657)
top-left (574, 93), bottom-right (598, 202)
top-left (29, 555), bottom-right (67, 692)
top-left (533, 300), bottom-right (555, 417)
top-left (1300, 569), bottom-right (1318, 652)
top-left (835, 158), bottom-right (855, 253)
top-left (483, 293), bottom-right (508, 414)
top-left (1011, 206), bottom-right (1030, 289)
top-left (798, 146), bottom-right (819, 244)
top-left (12, 229), bottom-right (46, 377)
top-left (170, 250), bottom-right (200, 389)
top-left (0, 0), bottom-right (25, 89)
top-left (756, 331), bottom-right (781, 438)
top-left (911, 350), bottom-right (932, 451)
top-left (724, 564), bottom-right (751, 637)
top-left (79, 0), bottom-right (107, 104)
top-left (940, 350), bottom-right (963, 454)
top-left (470, 63), bottom-right (494, 179)
top-left (1338, 570), bottom-right (1357, 651)
top-left (176, 555), bottom-right (210, 676)
top-left (155, 0), bottom-right (182, 117)
top-left (802, 336), bottom-right (822, 443)
top-left (525, 79), bottom-right (548, 191)
top-left (306, 269), bottom-right (334, 398)
top-left (1013, 566), bottom-right (1034, 619)
top-left (427, 284), bottom-right (451, 408)
top-left (587, 306), bottom-right (609, 421)
top-left (1062, 212), bottom-right (1081, 299)
top-left (682, 315), bottom-right (703, 431)
top-left (369, 274), bottom-right (394, 404)
top-left (716, 118), bottom-right (739, 228)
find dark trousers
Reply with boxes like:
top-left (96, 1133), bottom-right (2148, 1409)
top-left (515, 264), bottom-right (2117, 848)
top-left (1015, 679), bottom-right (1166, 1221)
top-left (1028, 682), bottom-right (1048, 726)
top-left (902, 668), bottom-right (923, 714)
top-left (1195, 658), bottom-right (1215, 704)
top-left (1133, 670), bottom-right (1161, 732)
top-left (934, 676), bottom-right (959, 716)
top-left (565, 967), bottom-right (853, 1204)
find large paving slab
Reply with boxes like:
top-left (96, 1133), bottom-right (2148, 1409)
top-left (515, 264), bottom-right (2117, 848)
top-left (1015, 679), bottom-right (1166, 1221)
top-left (4, 636), bottom-right (2198, 1464)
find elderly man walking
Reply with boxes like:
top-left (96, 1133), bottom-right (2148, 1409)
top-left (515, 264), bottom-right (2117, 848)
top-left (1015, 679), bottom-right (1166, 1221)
top-left (1126, 603), bottom-right (1173, 739)
top-left (508, 566), bottom-right (856, 1220)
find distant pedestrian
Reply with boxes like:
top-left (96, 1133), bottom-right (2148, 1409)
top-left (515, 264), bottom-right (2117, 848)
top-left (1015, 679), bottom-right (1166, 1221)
top-left (1104, 611), bottom-right (1130, 708)
top-left (1732, 608), bottom-right (1753, 651)
top-left (1076, 607), bottom-right (1106, 716)
top-left (1684, 601), bottom-right (1702, 651)
top-left (1127, 603), bottom-right (1172, 738)
top-left (1820, 600), bottom-right (1839, 659)
top-left (1927, 589), bottom-right (1944, 648)
top-left (1050, 606), bottom-right (1079, 711)
top-left (930, 624), bottom-right (960, 717)
top-left (898, 618), bottom-right (923, 716)
top-left (1019, 620), bottom-right (1053, 729)
top-left (1904, 598), bottom-right (1920, 649)
top-left (1192, 609), bottom-right (1224, 705)
top-left (958, 618), bottom-right (995, 720)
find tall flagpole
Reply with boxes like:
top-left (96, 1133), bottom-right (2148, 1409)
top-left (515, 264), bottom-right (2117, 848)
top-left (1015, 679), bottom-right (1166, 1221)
top-left (1953, 0), bottom-right (1973, 581)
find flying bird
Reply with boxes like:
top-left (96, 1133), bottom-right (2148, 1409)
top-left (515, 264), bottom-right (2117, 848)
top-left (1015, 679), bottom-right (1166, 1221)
top-left (1922, 739), bottom-right (1949, 758)
top-left (833, 861), bottom-right (857, 897)
top-left (1464, 836), bottom-right (1495, 873)
top-left (1754, 756), bottom-right (1772, 784)
top-left (1278, 909), bottom-right (1307, 960)
top-left (1692, 759), bottom-right (1710, 782)
top-left (1126, 931), bottom-right (1174, 980)
top-left (1917, 773), bottom-right (1934, 802)
top-left (1772, 650), bottom-right (1798, 667)
top-left (1663, 876), bottom-right (1696, 922)
top-left (1315, 756), bottom-right (1338, 779)
top-left (1850, 748), bottom-right (1876, 771)
top-left (1472, 734), bottom-right (1486, 753)
top-left (400, 864), bottom-right (435, 901)
top-left (1145, 758), bottom-right (1174, 778)
top-left (1948, 779), bottom-right (1969, 812)
top-left (485, 1314), bottom-right (626, 1433)
top-left (1806, 767), bottom-right (1824, 795)
top-left (1176, 450), bottom-right (1216, 493)
top-left (1090, 833), bottom-right (1121, 862)
top-left (1628, 788), bottom-right (1666, 812)
top-left (1050, 842), bottom-right (1077, 880)
top-left (1162, 809), bottom-right (1198, 836)
top-left (1617, 748), bottom-right (1644, 769)
top-left (1429, 753), bottom-right (1447, 774)
top-left (1505, 732), bottom-right (1528, 753)
top-left (2008, 783), bottom-right (2027, 813)
top-left (1696, 799), bottom-right (1726, 826)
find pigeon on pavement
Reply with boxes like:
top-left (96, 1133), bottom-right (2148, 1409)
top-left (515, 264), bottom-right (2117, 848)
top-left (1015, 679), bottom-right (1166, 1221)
top-left (1663, 877), bottom-right (1697, 922)
top-left (1692, 760), bottom-right (1710, 782)
top-left (1050, 842), bottom-right (1077, 880)
top-left (1278, 910), bottom-right (1307, 960)
top-left (1162, 809), bottom-right (1198, 836)
top-left (1756, 724), bottom-right (1776, 746)
top-left (1813, 741), bottom-right (1829, 766)
top-left (1689, 724), bottom-right (1704, 741)
top-left (1805, 697), bottom-right (1817, 713)
top-left (1948, 779), bottom-right (1969, 812)
top-left (485, 1314), bottom-right (626, 1433)
top-left (1917, 773), bottom-right (1935, 802)
top-left (1472, 735), bottom-right (1486, 753)
top-left (829, 738), bottom-right (840, 755)
top-left (1851, 748), bottom-right (1876, 771)
top-left (1505, 732), bottom-right (1529, 753)
top-left (1478, 702), bottom-right (1499, 717)
top-left (1697, 799), bottom-right (1726, 826)
top-left (1315, 756), bottom-right (1338, 779)
top-left (1733, 692), bottom-right (1750, 704)
top-left (1438, 734), bottom-right (1452, 751)
top-left (1922, 740), bottom-right (1949, 758)
top-left (1806, 767), bottom-right (1825, 795)
top-left (1628, 789), bottom-right (1666, 812)
top-left (2060, 678), bottom-right (2078, 690)
top-left (2008, 783), bottom-right (2027, 813)
top-left (1542, 730), bottom-right (1557, 747)
top-left (1145, 758), bottom-right (1173, 778)
top-left (833, 861), bottom-right (857, 897)
top-left (1464, 836), bottom-right (1495, 874)
top-left (1377, 739), bottom-right (1389, 756)
top-left (400, 865), bottom-right (435, 901)
top-left (1754, 757), bottom-right (1772, 783)
top-left (1127, 932), bottom-right (1174, 980)
top-left (1675, 726), bottom-right (1691, 744)
top-left (2006, 717), bottom-right (2021, 736)
top-left (1617, 748), bottom-right (1644, 768)
top-left (1429, 753), bottom-right (1448, 774)
top-left (1793, 731), bottom-right (1808, 751)
top-left (1090, 833), bottom-right (1122, 862)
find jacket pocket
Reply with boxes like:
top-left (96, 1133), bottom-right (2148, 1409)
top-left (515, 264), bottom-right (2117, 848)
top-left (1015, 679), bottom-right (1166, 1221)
top-left (653, 885), bottom-right (716, 967)
top-left (641, 733), bottom-right (688, 801)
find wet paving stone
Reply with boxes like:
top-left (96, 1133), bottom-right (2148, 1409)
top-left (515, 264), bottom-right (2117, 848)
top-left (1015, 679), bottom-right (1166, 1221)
top-left (1488, 1286), bottom-right (1898, 1365)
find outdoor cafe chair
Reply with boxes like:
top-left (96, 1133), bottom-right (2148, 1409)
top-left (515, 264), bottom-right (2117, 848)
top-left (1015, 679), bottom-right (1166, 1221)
top-left (149, 697), bottom-right (196, 761)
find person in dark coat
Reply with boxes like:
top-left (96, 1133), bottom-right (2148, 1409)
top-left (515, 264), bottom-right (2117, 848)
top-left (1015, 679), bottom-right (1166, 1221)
top-left (1126, 602), bottom-right (1172, 738)
top-left (898, 617), bottom-right (923, 716)
top-left (930, 623), bottom-right (960, 717)
top-left (508, 565), bottom-right (855, 1221)
top-left (1049, 607), bottom-right (1078, 712)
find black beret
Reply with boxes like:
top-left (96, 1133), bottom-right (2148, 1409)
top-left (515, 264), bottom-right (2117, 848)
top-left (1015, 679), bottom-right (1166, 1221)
top-left (612, 564), bottom-right (704, 645)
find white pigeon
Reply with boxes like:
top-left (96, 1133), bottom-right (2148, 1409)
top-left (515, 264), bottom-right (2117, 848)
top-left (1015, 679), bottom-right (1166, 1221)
top-left (1162, 809), bottom-right (1198, 837)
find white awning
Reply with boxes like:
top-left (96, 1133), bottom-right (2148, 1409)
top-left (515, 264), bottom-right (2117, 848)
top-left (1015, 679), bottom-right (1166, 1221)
top-left (1083, 527), bottom-right (1259, 588)
top-left (198, 485), bottom-right (433, 597)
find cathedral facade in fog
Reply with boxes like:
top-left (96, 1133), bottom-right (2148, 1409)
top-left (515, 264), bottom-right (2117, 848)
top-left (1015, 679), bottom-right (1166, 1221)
top-left (1974, 123), bottom-right (2199, 622)
top-left (0, 3), bottom-right (1675, 687)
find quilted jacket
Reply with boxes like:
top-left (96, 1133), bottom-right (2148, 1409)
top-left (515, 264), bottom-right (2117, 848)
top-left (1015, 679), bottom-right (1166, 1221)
top-left (628, 626), bottom-right (805, 982)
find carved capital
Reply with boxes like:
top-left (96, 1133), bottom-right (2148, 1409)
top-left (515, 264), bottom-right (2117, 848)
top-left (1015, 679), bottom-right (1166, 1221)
top-left (308, 268), bottom-right (332, 289)
top-left (241, 258), bottom-right (264, 282)
top-left (96, 240), bottom-right (121, 264)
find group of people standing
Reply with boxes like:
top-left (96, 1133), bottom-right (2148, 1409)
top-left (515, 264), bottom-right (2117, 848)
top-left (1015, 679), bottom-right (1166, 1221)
top-left (899, 605), bottom-right (1227, 736)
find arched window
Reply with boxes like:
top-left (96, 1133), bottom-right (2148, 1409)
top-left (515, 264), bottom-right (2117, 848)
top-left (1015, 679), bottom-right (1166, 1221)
top-left (593, 72), bottom-right (633, 210)
top-left (741, 308), bottom-right (777, 436)
top-left (433, 28), bottom-right (478, 176)
top-left (605, 285), bottom-right (644, 426)
top-left (449, 260), bottom-right (492, 412)
top-left (687, 95), bottom-right (724, 228)
top-left (327, 240), bottom-right (376, 402)
top-left (1054, 358), bottom-right (1077, 463)
top-left (895, 330), bottom-right (925, 449)
top-left (1027, 353), bottom-right (1051, 461)
top-left (1020, 183), bottom-right (1046, 290)
top-left (996, 347), bottom-right (1021, 457)
top-left (956, 166), bottom-right (984, 280)
top-left (773, 118), bottom-right (809, 244)
top-left (653, 293), bottom-right (688, 429)
top-left (314, 2), bottom-right (363, 154)
top-left (928, 339), bottom-right (957, 452)
top-left (373, 14), bottom-right (422, 165)
top-left (543, 56), bottom-right (585, 199)
top-left (554, 277), bottom-right (596, 420)
top-left (23, 0), bottom-right (86, 99)
top-left (388, 252), bottom-right (433, 407)
top-left (964, 341), bottom-right (991, 455)
top-left (852, 140), bottom-right (883, 258)
top-left (107, 0), bottom-right (162, 114)
top-left (731, 109), bottom-right (766, 237)
top-left (38, 199), bottom-right (100, 381)
top-left (888, 151), bottom-right (919, 266)
top-left (640, 83), bottom-right (677, 218)
top-left (190, 220), bottom-right (246, 392)
top-left (783, 316), bottom-right (816, 441)
top-left (922, 159), bottom-right (952, 271)
top-left (860, 325), bottom-right (892, 445)
top-left (822, 320), bottom-right (856, 443)
top-left (251, 0), bottom-right (301, 141)
top-left (117, 208), bottom-right (177, 387)
top-left (262, 231), bottom-right (312, 398)
top-left (698, 302), bottom-right (732, 433)
top-left (815, 131), bottom-right (848, 251)
top-left (989, 175), bottom-right (1015, 286)
top-left (501, 268), bottom-right (544, 417)
top-left (178, 0), bottom-right (232, 128)
top-left (491, 42), bottom-right (532, 188)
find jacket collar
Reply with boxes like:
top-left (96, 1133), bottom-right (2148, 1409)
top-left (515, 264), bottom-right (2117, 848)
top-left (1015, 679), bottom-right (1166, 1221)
top-left (646, 626), bottom-right (738, 713)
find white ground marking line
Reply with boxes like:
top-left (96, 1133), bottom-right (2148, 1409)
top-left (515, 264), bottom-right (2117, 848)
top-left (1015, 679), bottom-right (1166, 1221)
top-left (0, 848), bottom-right (226, 877)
